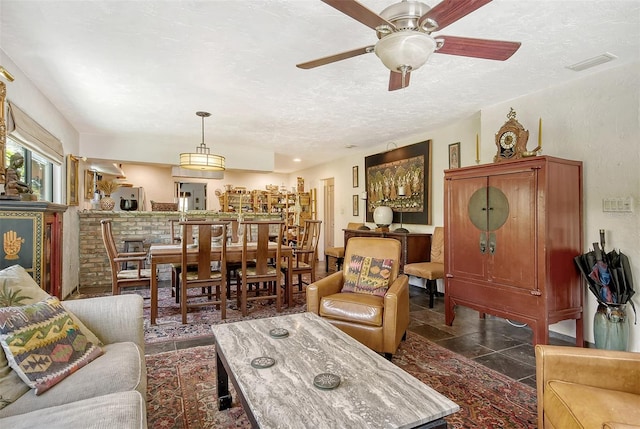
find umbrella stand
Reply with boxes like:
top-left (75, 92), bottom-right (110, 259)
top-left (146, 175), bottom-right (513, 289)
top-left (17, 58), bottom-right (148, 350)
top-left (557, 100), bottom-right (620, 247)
top-left (574, 230), bottom-right (636, 350)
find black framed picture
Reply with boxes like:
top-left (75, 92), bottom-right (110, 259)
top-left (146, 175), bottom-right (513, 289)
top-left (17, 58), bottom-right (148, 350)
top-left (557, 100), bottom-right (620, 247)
top-left (352, 194), bottom-right (359, 216)
top-left (364, 140), bottom-right (432, 225)
top-left (352, 165), bottom-right (359, 188)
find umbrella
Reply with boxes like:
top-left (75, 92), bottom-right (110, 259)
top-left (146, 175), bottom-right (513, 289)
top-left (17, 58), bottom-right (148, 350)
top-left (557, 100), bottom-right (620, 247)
top-left (574, 230), bottom-right (636, 323)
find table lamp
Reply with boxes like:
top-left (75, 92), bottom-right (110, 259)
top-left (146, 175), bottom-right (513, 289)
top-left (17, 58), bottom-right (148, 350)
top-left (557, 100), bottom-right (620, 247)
top-left (395, 186), bottom-right (409, 233)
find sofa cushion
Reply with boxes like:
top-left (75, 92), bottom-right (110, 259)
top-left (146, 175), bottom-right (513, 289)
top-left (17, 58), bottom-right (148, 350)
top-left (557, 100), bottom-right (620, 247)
top-left (0, 390), bottom-right (146, 429)
top-left (0, 265), bottom-right (102, 345)
top-left (0, 341), bottom-right (145, 417)
top-left (544, 380), bottom-right (640, 428)
top-left (0, 296), bottom-right (103, 395)
top-left (341, 255), bottom-right (393, 297)
top-left (320, 292), bottom-right (384, 327)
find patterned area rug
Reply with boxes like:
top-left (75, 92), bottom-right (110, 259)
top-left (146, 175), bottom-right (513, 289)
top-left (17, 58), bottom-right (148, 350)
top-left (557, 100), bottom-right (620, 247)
top-left (145, 332), bottom-right (537, 429)
top-left (84, 286), bottom-right (308, 344)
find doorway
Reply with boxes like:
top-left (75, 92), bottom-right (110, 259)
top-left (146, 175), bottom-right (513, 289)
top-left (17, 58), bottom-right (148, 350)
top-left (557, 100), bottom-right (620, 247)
top-left (175, 182), bottom-right (207, 210)
top-left (323, 178), bottom-right (335, 250)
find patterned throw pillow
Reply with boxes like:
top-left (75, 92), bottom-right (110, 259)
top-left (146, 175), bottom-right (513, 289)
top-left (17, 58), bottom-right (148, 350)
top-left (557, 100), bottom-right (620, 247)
top-left (0, 296), bottom-right (103, 395)
top-left (341, 255), bottom-right (394, 297)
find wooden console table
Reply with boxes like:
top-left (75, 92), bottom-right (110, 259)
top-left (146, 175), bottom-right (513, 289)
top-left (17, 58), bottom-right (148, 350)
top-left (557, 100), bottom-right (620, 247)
top-left (344, 229), bottom-right (431, 273)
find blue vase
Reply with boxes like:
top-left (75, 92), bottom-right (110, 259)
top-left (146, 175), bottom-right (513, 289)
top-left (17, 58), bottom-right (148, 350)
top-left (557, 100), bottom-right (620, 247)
top-left (593, 304), bottom-right (629, 351)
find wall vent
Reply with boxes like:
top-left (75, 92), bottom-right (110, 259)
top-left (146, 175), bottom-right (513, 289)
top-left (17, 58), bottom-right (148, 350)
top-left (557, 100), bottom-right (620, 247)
top-left (566, 53), bottom-right (617, 72)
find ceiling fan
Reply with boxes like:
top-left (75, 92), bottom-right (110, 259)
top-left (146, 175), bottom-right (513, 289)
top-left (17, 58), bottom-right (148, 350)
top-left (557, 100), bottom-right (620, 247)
top-left (297, 0), bottom-right (521, 91)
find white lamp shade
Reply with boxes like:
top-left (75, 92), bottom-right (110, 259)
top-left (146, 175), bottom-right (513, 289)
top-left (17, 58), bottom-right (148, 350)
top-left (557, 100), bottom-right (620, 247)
top-left (180, 152), bottom-right (225, 171)
top-left (374, 31), bottom-right (436, 72)
top-left (373, 206), bottom-right (394, 227)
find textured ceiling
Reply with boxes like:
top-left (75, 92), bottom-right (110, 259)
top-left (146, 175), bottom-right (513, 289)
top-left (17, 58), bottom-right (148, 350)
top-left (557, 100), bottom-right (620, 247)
top-left (1, 0), bottom-right (639, 172)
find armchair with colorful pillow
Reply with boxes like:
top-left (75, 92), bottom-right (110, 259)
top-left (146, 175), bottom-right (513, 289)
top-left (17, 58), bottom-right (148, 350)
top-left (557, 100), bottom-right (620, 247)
top-left (307, 237), bottom-right (409, 359)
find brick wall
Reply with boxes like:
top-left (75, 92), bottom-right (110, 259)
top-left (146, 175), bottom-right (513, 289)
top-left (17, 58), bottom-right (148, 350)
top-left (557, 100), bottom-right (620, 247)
top-left (78, 211), bottom-right (282, 288)
top-left (79, 211), bottom-right (175, 288)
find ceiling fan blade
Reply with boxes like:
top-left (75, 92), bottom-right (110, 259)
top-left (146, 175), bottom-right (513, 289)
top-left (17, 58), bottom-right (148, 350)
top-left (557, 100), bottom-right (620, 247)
top-left (322, 0), bottom-right (396, 31)
top-left (435, 36), bottom-right (521, 60)
top-left (296, 46), bottom-right (374, 69)
top-left (389, 71), bottom-right (411, 91)
top-left (419, 0), bottom-right (492, 31)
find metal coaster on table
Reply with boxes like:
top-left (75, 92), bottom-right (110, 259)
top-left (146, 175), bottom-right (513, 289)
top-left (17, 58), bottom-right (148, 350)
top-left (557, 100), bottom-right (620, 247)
top-left (313, 373), bottom-right (341, 390)
top-left (251, 356), bottom-right (275, 369)
top-left (269, 328), bottom-right (289, 338)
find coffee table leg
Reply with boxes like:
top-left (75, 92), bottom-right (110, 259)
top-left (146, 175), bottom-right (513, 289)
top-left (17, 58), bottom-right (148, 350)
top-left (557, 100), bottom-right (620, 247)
top-left (217, 348), bottom-right (232, 410)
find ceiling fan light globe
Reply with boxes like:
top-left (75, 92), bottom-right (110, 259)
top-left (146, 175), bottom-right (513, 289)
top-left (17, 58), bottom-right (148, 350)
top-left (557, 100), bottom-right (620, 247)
top-left (375, 31), bottom-right (436, 73)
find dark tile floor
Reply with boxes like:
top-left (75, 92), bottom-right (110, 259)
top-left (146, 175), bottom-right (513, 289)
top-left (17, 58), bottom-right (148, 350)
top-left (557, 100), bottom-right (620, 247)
top-left (122, 265), bottom-right (577, 388)
top-left (406, 285), bottom-right (574, 389)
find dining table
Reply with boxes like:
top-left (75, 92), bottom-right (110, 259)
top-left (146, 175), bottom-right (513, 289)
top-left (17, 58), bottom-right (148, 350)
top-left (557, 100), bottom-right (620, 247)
top-left (148, 242), bottom-right (294, 325)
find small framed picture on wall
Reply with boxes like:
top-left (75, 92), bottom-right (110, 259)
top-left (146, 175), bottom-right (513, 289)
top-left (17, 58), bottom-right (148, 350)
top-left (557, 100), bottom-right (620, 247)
top-left (449, 142), bottom-right (461, 169)
top-left (352, 194), bottom-right (359, 217)
top-left (352, 165), bottom-right (359, 187)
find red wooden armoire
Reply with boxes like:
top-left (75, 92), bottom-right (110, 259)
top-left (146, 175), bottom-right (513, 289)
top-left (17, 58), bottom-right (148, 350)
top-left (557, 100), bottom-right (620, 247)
top-left (444, 156), bottom-right (583, 346)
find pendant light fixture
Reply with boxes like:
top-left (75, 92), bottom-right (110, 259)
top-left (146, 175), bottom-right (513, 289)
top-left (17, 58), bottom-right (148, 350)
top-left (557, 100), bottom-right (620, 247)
top-left (180, 111), bottom-right (225, 171)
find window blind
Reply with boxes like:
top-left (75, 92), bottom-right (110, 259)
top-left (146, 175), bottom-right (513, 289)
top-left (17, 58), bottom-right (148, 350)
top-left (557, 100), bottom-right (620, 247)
top-left (7, 101), bottom-right (64, 165)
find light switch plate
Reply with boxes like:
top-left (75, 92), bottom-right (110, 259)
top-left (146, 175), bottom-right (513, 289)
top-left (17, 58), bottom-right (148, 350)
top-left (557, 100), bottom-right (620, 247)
top-left (602, 196), bottom-right (634, 212)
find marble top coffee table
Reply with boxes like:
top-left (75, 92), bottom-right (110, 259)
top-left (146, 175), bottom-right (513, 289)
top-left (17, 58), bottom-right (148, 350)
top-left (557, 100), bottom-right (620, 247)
top-left (212, 312), bottom-right (459, 428)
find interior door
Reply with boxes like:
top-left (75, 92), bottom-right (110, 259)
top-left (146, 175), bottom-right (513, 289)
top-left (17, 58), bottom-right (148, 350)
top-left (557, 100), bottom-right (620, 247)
top-left (323, 178), bottom-right (335, 249)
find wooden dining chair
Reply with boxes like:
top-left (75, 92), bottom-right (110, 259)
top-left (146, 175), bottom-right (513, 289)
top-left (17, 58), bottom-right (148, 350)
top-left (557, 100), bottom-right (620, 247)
top-left (100, 219), bottom-right (153, 295)
top-left (169, 217), bottom-right (204, 303)
top-left (282, 219), bottom-right (322, 294)
top-left (237, 220), bottom-right (285, 317)
top-left (179, 220), bottom-right (228, 324)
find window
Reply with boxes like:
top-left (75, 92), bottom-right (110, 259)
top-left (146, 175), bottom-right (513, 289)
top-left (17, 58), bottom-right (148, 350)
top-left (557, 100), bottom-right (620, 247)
top-left (5, 138), bottom-right (53, 201)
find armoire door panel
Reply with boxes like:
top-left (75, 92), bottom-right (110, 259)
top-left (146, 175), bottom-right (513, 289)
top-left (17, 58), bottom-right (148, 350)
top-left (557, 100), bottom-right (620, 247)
top-left (447, 176), bottom-right (487, 280)
top-left (487, 170), bottom-right (537, 290)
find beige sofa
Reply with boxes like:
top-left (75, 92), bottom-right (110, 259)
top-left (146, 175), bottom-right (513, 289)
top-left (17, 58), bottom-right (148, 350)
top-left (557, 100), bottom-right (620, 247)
top-left (0, 266), bottom-right (147, 429)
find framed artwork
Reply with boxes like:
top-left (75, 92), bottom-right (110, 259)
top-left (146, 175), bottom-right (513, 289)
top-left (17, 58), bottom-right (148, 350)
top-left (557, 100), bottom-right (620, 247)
top-left (352, 165), bottom-right (359, 188)
top-left (364, 140), bottom-right (432, 225)
top-left (352, 194), bottom-right (359, 217)
top-left (449, 142), bottom-right (461, 169)
top-left (84, 169), bottom-right (94, 200)
top-left (66, 154), bottom-right (79, 206)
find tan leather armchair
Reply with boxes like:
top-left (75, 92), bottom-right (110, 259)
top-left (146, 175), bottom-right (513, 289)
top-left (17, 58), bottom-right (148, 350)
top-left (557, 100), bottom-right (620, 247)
top-left (308, 237), bottom-right (410, 359)
top-left (535, 345), bottom-right (640, 429)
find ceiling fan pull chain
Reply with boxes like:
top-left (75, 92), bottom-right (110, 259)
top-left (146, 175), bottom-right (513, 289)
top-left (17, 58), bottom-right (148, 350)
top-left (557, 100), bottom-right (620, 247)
top-left (399, 65), bottom-right (411, 88)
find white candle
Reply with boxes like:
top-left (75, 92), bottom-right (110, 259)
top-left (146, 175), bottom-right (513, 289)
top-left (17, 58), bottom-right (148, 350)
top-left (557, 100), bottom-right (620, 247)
top-left (398, 186), bottom-right (405, 197)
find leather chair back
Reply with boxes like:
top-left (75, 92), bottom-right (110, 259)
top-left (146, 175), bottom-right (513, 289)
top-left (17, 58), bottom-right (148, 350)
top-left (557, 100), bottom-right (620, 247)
top-left (343, 237), bottom-right (401, 282)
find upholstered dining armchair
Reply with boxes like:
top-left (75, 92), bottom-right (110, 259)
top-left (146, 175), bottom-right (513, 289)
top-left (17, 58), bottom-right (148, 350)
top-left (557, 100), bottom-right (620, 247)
top-left (324, 222), bottom-right (364, 272)
top-left (403, 226), bottom-right (444, 308)
top-left (307, 237), bottom-right (410, 359)
top-left (100, 219), bottom-right (153, 295)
